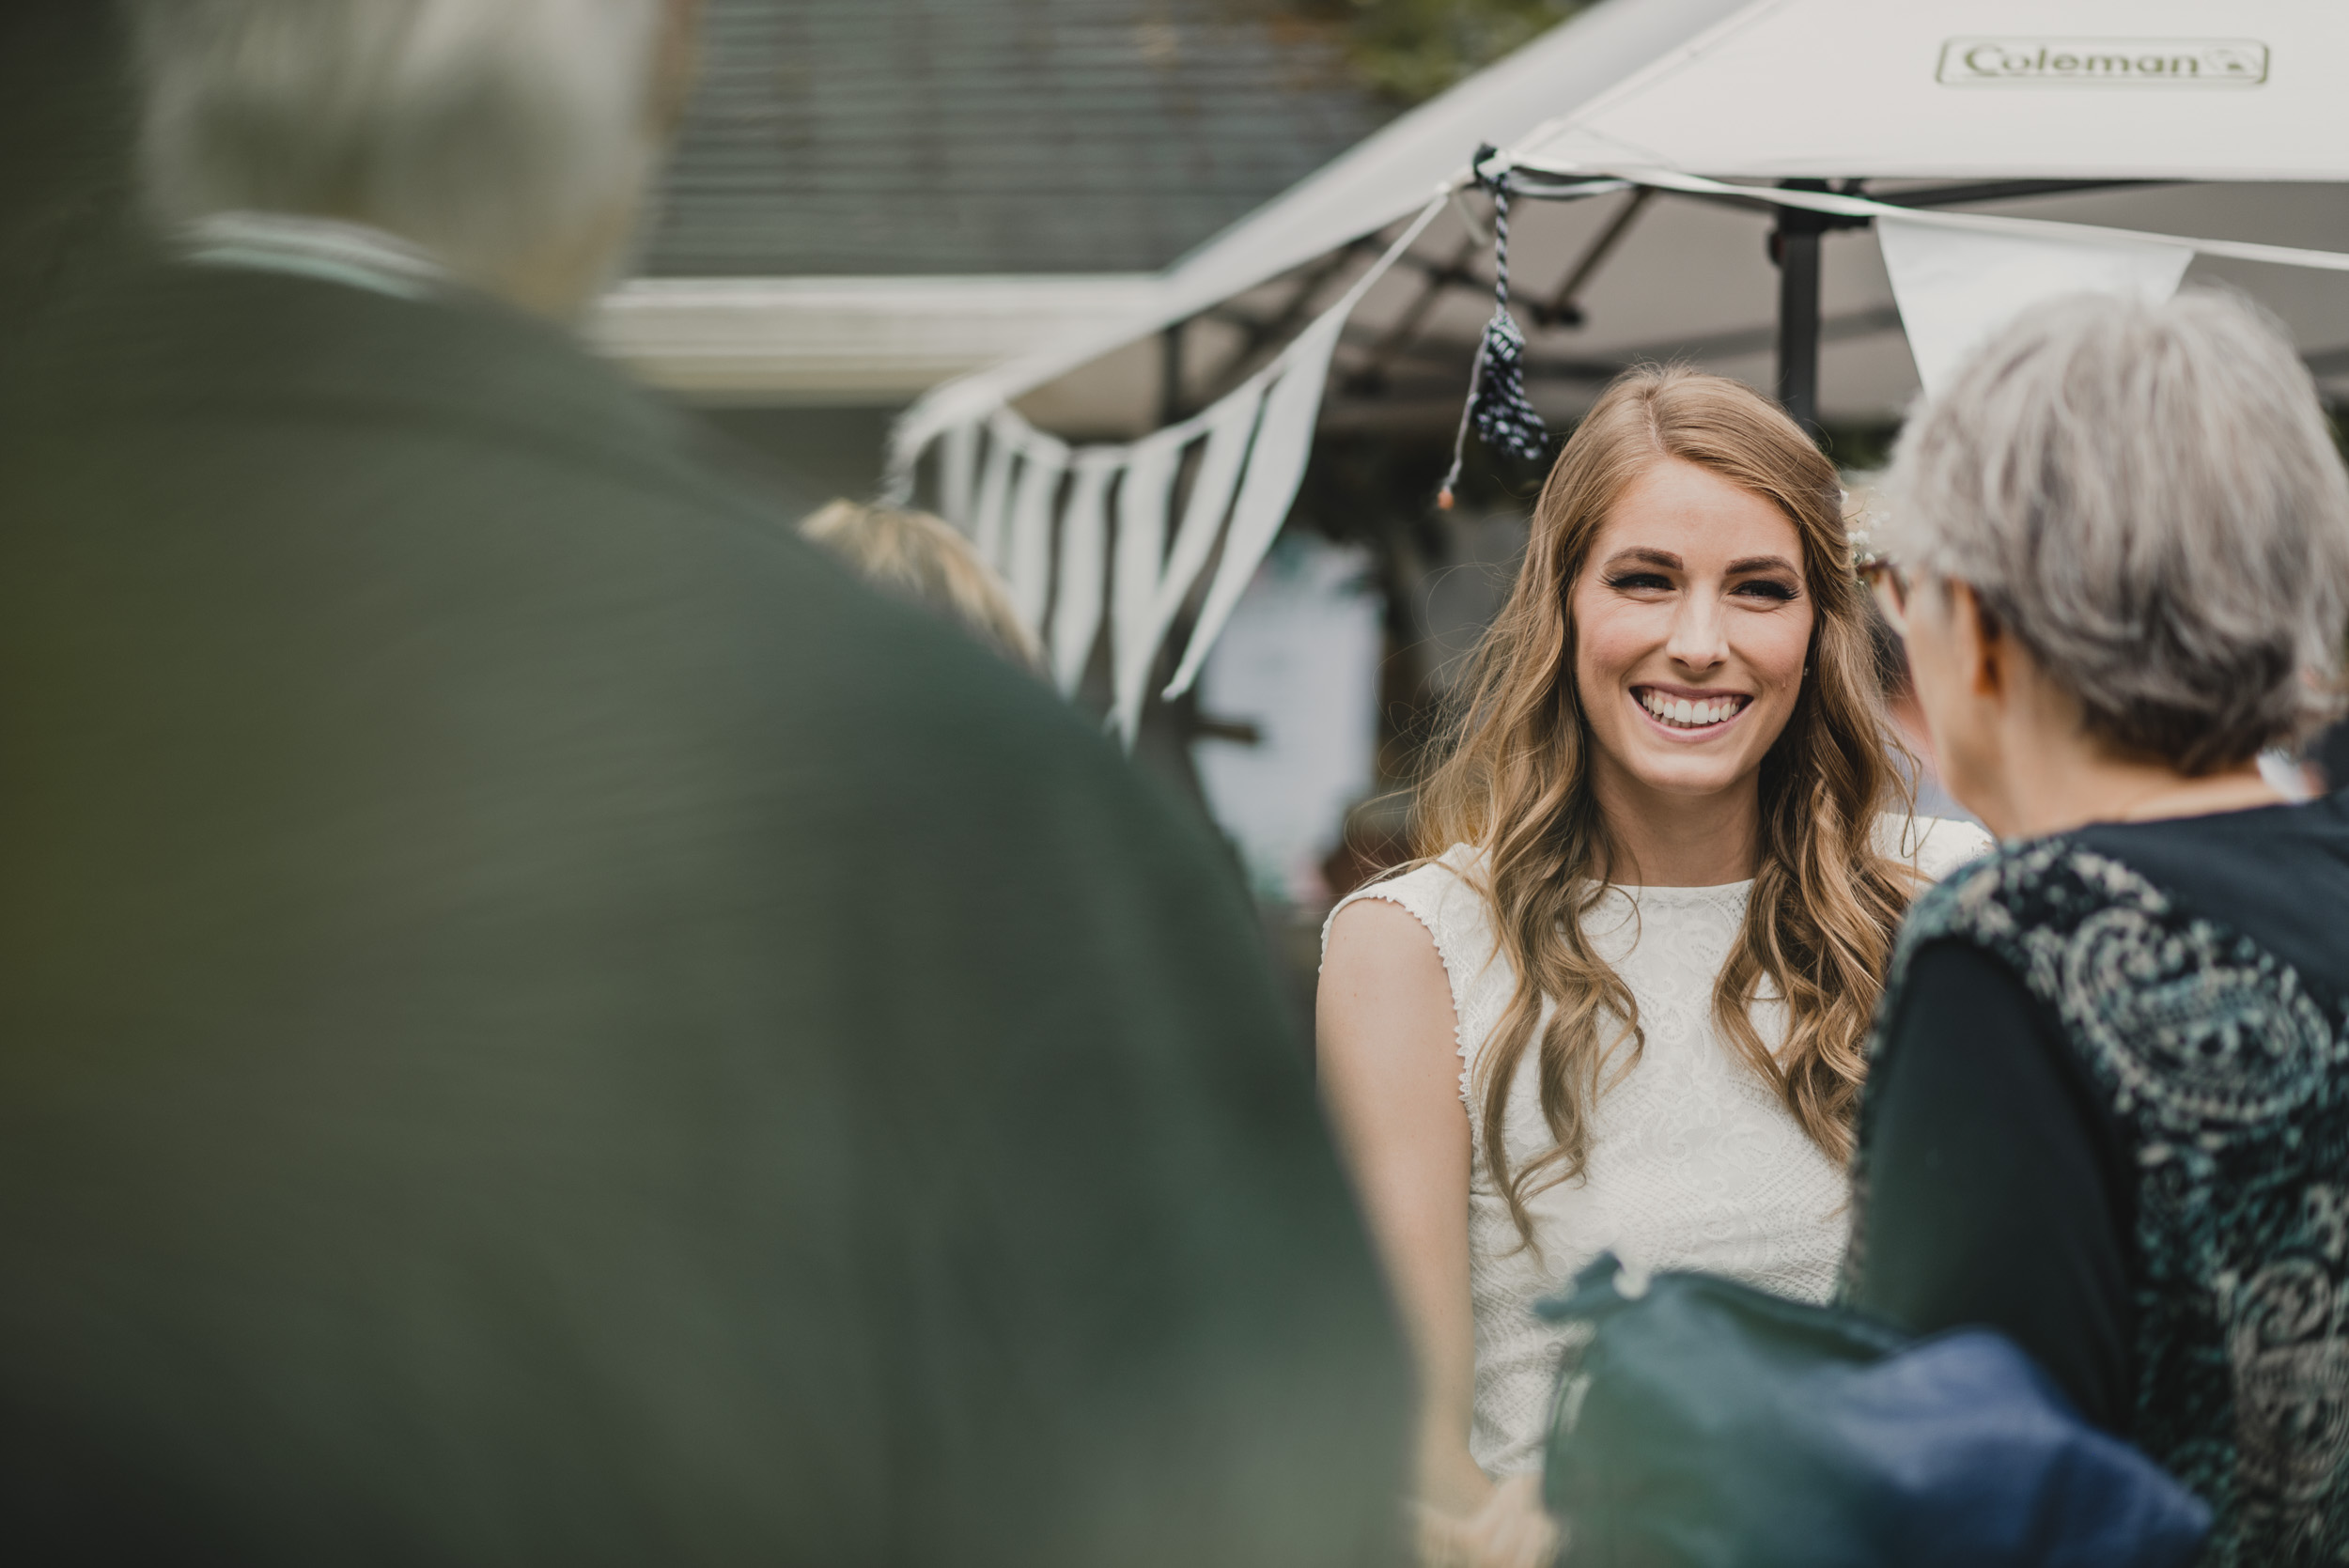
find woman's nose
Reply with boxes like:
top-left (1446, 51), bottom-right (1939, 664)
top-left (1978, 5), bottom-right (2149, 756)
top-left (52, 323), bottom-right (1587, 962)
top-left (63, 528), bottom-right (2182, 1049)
top-left (1665, 596), bottom-right (1728, 670)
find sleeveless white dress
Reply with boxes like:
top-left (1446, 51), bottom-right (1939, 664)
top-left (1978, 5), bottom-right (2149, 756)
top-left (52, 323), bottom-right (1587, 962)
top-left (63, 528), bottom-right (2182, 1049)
top-left (1324, 815), bottom-right (1990, 1477)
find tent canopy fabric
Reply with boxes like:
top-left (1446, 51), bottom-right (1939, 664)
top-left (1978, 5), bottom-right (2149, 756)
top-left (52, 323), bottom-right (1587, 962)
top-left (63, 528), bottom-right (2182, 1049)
top-left (894, 0), bottom-right (2349, 455)
top-left (883, 0), bottom-right (2349, 745)
top-left (891, 0), bottom-right (1753, 454)
top-left (1513, 0), bottom-right (2349, 183)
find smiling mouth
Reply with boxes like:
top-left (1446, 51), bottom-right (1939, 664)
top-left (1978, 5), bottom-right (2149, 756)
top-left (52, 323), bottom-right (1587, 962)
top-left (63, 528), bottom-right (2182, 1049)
top-left (1634, 687), bottom-right (1752, 732)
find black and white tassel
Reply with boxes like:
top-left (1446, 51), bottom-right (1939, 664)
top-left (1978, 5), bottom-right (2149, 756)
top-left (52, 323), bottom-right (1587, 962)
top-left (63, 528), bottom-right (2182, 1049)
top-left (1438, 161), bottom-right (1550, 510)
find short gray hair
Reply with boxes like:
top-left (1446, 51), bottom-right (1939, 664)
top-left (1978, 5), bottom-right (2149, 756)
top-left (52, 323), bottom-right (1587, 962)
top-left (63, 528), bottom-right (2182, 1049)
top-left (1885, 290), bottom-right (2349, 773)
top-left (132, 0), bottom-right (664, 283)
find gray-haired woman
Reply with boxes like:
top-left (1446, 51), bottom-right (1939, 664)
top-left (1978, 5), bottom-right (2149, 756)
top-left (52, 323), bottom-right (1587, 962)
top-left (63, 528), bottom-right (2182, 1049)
top-left (1844, 290), bottom-right (2349, 1565)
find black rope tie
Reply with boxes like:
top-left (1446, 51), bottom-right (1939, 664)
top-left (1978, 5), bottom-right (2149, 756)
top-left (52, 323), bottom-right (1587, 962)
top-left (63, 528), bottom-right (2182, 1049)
top-left (1438, 152), bottom-right (1551, 511)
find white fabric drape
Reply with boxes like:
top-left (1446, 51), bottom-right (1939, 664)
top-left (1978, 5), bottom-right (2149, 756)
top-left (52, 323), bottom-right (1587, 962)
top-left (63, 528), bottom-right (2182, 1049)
top-left (1003, 428), bottom-right (1069, 629)
top-left (1047, 452), bottom-right (1119, 696)
top-left (1163, 305), bottom-right (1350, 699)
top-left (893, 162), bottom-right (2349, 746)
top-left (889, 196), bottom-right (1447, 747)
top-left (1876, 217), bottom-right (2194, 399)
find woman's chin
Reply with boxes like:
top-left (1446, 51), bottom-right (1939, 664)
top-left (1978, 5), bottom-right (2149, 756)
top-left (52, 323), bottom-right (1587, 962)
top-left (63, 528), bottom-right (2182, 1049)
top-left (1614, 746), bottom-right (1762, 800)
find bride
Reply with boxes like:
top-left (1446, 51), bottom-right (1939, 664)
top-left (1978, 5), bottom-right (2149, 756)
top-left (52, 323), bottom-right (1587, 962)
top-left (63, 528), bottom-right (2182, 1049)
top-left (1318, 368), bottom-right (1985, 1567)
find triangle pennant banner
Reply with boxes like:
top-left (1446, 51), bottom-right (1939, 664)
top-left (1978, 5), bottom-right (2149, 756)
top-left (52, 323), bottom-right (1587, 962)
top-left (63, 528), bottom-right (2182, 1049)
top-left (1878, 214), bottom-right (2193, 400)
top-left (1047, 452), bottom-right (1119, 697)
top-left (1163, 307), bottom-right (1349, 700)
top-left (887, 199), bottom-right (1447, 749)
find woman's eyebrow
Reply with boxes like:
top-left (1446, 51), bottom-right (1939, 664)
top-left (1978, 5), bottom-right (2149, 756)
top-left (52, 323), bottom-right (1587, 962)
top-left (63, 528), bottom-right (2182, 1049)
top-left (1603, 548), bottom-right (1684, 570)
top-left (1725, 554), bottom-right (1800, 575)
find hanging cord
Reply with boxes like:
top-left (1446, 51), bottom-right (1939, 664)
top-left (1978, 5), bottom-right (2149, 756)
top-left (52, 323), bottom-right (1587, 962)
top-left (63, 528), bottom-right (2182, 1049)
top-left (1436, 318), bottom-right (1486, 512)
top-left (1437, 149), bottom-right (1551, 510)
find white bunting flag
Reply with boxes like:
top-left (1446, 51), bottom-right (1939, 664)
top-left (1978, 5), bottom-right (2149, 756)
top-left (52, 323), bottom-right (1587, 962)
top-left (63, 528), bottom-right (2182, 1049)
top-left (1878, 214), bottom-right (2193, 401)
top-left (886, 195), bottom-right (1449, 749)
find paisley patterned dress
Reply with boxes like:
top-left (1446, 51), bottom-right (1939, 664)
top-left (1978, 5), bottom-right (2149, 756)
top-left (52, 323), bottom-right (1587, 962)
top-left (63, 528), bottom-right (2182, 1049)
top-left (1850, 834), bottom-right (2349, 1564)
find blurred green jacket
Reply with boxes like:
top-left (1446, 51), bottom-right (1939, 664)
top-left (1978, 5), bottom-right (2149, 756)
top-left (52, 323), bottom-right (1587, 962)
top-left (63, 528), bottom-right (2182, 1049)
top-left (0, 257), bottom-right (1408, 1568)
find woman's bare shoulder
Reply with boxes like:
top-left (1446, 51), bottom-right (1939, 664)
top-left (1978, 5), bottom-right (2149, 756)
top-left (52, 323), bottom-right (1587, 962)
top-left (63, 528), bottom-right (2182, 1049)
top-left (1324, 891), bottom-right (1447, 970)
top-left (1317, 892), bottom-right (1468, 1108)
top-left (1320, 846), bottom-right (1486, 959)
top-left (1320, 849), bottom-right (1489, 1089)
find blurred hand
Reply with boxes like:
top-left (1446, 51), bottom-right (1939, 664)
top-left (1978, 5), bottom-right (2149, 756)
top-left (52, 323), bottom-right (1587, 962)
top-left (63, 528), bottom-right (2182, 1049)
top-left (1413, 1473), bottom-right (1562, 1568)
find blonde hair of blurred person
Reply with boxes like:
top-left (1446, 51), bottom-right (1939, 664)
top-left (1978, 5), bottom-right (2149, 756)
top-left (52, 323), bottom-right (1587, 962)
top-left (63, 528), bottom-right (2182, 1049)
top-left (130, 0), bottom-right (702, 318)
top-left (1317, 368), bottom-right (1985, 1566)
top-left (799, 501), bottom-right (1045, 674)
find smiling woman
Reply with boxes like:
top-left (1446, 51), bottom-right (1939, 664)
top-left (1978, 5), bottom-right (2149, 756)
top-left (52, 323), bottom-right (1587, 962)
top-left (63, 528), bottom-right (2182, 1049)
top-left (1572, 462), bottom-right (1817, 866)
top-left (1315, 367), bottom-right (1987, 1567)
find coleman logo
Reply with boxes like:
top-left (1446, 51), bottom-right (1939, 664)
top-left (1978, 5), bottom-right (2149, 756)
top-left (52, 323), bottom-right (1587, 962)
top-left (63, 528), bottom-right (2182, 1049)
top-left (1937, 38), bottom-right (2269, 87)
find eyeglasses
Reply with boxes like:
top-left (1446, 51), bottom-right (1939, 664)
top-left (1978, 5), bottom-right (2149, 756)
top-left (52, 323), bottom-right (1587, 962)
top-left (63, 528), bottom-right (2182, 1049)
top-left (1846, 514), bottom-right (1921, 633)
top-left (1856, 551), bottom-right (1915, 635)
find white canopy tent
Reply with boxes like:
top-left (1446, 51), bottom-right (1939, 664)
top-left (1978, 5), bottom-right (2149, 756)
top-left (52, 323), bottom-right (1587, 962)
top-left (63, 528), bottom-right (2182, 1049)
top-left (886, 0), bottom-right (1756, 452)
top-left (1515, 2), bottom-right (2344, 183)
top-left (885, 0), bottom-right (2349, 743)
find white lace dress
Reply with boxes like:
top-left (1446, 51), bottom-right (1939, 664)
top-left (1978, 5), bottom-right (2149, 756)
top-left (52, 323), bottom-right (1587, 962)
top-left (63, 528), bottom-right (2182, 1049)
top-left (1324, 815), bottom-right (1990, 1477)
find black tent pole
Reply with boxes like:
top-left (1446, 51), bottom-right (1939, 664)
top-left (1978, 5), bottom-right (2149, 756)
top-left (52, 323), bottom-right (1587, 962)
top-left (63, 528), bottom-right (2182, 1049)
top-left (1159, 320), bottom-right (1184, 425)
top-left (1771, 179), bottom-right (1831, 441)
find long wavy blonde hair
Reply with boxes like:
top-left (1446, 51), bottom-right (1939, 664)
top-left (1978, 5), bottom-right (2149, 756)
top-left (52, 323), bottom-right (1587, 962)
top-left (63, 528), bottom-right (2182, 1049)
top-left (1417, 366), bottom-right (1917, 1244)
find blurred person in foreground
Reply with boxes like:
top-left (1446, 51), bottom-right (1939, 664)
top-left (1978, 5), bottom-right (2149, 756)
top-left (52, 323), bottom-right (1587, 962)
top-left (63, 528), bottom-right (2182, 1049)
top-left (799, 499), bottom-right (1045, 673)
top-left (1846, 291), bottom-right (2349, 1563)
top-left (0, 4), bottom-right (134, 344)
top-left (0, 3), bottom-right (1407, 1564)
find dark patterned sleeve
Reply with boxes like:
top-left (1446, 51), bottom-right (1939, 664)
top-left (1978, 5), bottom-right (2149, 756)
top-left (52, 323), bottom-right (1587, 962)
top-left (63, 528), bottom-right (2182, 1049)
top-left (1849, 939), bottom-right (2138, 1433)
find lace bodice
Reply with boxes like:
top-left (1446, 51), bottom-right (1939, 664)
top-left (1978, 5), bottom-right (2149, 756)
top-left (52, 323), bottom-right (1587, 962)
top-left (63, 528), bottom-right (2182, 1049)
top-left (1325, 815), bottom-right (1990, 1477)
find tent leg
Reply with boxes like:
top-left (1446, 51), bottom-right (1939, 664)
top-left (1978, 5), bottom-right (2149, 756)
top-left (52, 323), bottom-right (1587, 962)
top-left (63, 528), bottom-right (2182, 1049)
top-left (1771, 183), bottom-right (1830, 440)
top-left (1160, 319), bottom-right (1188, 425)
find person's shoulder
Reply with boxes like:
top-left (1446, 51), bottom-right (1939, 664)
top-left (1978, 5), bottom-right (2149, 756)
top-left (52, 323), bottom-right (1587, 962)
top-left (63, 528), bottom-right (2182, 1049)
top-left (1873, 812), bottom-right (1996, 882)
top-left (1338, 844), bottom-right (1487, 918)
top-left (1890, 831), bottom-right (2120, 986)
top-left (820, 587), bottom-right (1133, 772)
top-left (1322, 845), bottom-right (1490, 963)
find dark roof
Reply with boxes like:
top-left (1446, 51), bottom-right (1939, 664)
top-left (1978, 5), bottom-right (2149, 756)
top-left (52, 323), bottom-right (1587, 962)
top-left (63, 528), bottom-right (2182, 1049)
top-left (642, 0), bottom-right (1393, 277)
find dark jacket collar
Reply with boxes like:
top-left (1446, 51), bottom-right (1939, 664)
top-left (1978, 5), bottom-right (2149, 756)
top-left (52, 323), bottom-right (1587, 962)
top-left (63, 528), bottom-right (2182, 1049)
top-left (9, 251), bottom-right (711, 501)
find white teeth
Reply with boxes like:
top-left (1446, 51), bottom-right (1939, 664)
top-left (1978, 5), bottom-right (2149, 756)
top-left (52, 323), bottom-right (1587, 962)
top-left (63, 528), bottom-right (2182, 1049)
top-left (1641, 691), bottom-right (1743, 729)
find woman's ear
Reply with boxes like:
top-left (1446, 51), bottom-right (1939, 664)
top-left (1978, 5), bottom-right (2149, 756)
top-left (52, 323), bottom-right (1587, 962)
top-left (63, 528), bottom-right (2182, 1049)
top-left (1945, 579), bottom-right (2007, 701)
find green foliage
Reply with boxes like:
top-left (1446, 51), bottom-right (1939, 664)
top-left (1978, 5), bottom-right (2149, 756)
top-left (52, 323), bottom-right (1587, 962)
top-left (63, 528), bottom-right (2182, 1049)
top-left (1291, 0), bottom-right (1590, 104)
